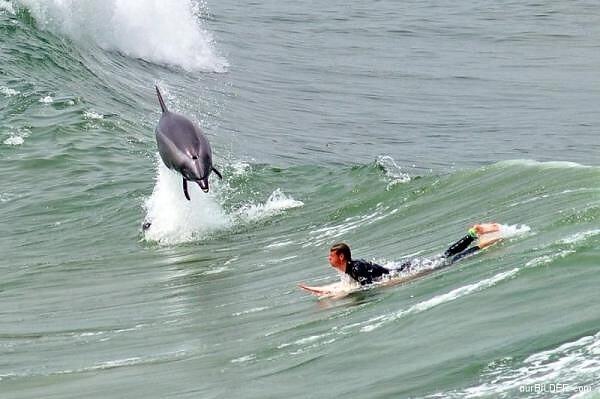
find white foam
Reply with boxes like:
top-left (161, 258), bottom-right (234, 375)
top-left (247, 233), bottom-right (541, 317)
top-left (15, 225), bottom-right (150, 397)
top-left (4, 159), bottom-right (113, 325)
top-left (3, 128), bottom-right (30, 146)
top-left (303, 205), bottom-right (390, 247)
top-left (376, 155), bottom-right (411, 189)
top-left (0, 1), bottom-right (15, 13)
top-left (499, 224), bottom-right (531, 239)
top-left (277, 331), bottom-right (339, 354)
top-left (202, 266), bottom-right (229, 275)
top-left (231, 354), bottom-right (256, 364)
top-left (0, 193), bottom-right (14, 202)
top-left (560, 229), bottom-right (600, 245)
top-left (236, 188), bottom-right (304, 223)
top-left (330, 274), bottom-right (362, 294)
top-left (39, 95), bottom-right (53, 104)
top-left (230, 161), bottom-right (251, 177)
top-left (143, 157), bottom-right (305, 244)
top-left (143, 158), bottom-right (232, 245)
top-left (429, 331), bottom-right (600, 398)
top-left (1, 349), bottom-right (188, 380)
top-left (16, 0), bottom-right (228, 72)
top-left (497, 159), bottom-right (592, 169)
top-left (0, 86), bottom-right (19, 96)
top-left (265, 240), bottom-right (295, 249)
top-left (525, 250), bottom-right (576, 268)
top-left (359, 268), bottom-right (520, 332)
top-left (3, 135), bottom-right (24, 146)
top-left (521, 229), bottom-right (598, 268)
top-left (232, 307), bottom-right (269, 317)
top-left (84, 110), bottom-right (104, 120)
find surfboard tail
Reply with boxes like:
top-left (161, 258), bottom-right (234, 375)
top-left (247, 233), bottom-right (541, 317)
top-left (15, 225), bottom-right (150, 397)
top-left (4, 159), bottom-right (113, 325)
top-left (155, 86), bottom-right (168, 113)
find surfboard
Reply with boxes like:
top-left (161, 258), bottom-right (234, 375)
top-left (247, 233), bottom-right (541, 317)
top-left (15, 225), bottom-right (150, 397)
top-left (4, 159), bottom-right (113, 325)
top-left (299, 268), bottom-right (436, 298)
top-left (298, 282), bottom-right (343, 296)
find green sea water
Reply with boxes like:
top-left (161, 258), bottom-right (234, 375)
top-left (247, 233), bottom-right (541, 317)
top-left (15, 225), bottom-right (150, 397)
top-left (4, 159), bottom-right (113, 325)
top-left (1, 1), bottom-right (599, 398)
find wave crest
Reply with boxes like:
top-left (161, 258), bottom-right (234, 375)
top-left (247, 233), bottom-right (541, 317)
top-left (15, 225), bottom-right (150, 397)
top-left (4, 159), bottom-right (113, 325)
top-left (16, 0), bottom-right (228, 72)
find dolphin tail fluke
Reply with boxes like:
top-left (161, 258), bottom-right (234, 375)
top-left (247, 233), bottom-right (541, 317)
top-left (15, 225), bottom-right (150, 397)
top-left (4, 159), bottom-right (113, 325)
top-left (212, 167), bottom-right (223, 180)
top-left (156, 86), bottom-right (168, 113)
top-left (183, 178), bottom-right (191, 201)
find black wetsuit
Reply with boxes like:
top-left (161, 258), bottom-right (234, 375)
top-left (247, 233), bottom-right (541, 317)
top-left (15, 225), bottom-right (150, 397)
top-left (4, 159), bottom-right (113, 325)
top-left (345, 259), bottom-right (390, 285)
top-left (345, 234), bottom-right (479, 285)
top-left (444, 234), bottom-right (480, 263)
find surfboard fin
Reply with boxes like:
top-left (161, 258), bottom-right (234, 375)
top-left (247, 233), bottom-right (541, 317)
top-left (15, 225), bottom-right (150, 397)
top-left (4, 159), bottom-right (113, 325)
top-left (183, 178), bottom-right (191, 201)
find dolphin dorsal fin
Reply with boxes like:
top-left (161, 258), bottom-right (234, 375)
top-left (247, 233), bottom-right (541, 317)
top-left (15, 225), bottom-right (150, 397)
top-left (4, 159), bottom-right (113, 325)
top-left (155, 86), bottom-right (168, 113)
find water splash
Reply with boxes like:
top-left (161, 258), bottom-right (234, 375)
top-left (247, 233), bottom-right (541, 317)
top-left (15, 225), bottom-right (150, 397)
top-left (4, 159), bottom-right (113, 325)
top-left (142, 159), bottom-right (232, 245)
top-left (143, 159), bottom-right (304, 245)
top-left (3, 128), bottom-right (30, 146)
top-left (0, 1), bottom-right (14, 13)
top-left (235, 188), bottom-right (304, 223)
top-left (376, 155), bottom-right (411, 189)
top-left (38, 95), bottom-right (53, 104)
top-left (499, 224), bottom-right (531, 239)
top-left (83, 110), bottom-right (104, 120)
top-left (0, 86), bottom-right (19, 96)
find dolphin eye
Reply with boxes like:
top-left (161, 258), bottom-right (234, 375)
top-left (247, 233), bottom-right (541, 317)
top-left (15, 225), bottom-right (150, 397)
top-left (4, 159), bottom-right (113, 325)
top-left (192, 156), bottom-right (198, 160)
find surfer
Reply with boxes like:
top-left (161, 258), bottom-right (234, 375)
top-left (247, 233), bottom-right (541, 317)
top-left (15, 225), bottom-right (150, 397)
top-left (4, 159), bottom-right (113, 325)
top-left (328, 224), bottom-right (499, 286)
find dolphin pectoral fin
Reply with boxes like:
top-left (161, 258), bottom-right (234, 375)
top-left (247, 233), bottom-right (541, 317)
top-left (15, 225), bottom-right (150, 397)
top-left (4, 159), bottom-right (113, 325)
top-left (183, 178), bottom-right (191, 201)
top-left (212, 167), bottom-right (223, 180)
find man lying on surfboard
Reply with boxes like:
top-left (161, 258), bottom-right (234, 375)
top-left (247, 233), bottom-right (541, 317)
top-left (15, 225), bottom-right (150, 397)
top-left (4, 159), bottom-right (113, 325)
top-left (322, 223), bottom-right (501, 287)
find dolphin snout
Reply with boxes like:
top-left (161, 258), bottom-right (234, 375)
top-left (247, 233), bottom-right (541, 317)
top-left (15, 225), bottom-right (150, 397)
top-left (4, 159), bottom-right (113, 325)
top-left (197, 179), bottom-right (209, 193)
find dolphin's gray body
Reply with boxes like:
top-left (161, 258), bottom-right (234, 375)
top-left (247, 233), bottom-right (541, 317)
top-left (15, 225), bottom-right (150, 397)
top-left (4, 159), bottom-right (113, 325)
top-left (154, 86), bottom-right (222, 200)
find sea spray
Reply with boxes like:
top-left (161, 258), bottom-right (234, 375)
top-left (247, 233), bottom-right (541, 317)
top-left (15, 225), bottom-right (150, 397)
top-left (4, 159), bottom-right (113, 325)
top-left (15, 0), bottom-right (228, 72)
top-left (235, 188), bottom-right (304, 223)
top-left (376, 155), bottom-right (411, 190)
top-left (143, 159), bottom-right (231, 245)
top-left (143, 159), bottom-right (305, 245)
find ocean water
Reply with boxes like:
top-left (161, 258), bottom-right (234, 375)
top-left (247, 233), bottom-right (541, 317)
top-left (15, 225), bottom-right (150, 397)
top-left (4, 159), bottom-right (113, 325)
top-left (1, 1), bottom-right (599, 398)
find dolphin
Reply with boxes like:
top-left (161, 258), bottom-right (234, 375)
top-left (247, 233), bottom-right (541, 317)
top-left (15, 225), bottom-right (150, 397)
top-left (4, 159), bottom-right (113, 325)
top-left (154, 86), bottom-right (222, 200)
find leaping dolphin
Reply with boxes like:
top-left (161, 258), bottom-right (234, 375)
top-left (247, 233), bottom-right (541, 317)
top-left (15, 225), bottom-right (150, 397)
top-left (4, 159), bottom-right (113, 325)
top-left (154, 86), bottom-right (222, 200)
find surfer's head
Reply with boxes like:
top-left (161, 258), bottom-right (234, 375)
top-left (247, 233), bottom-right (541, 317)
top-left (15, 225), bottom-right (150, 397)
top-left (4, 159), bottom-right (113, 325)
top-left (329, 242), bottom-right (351, 271)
